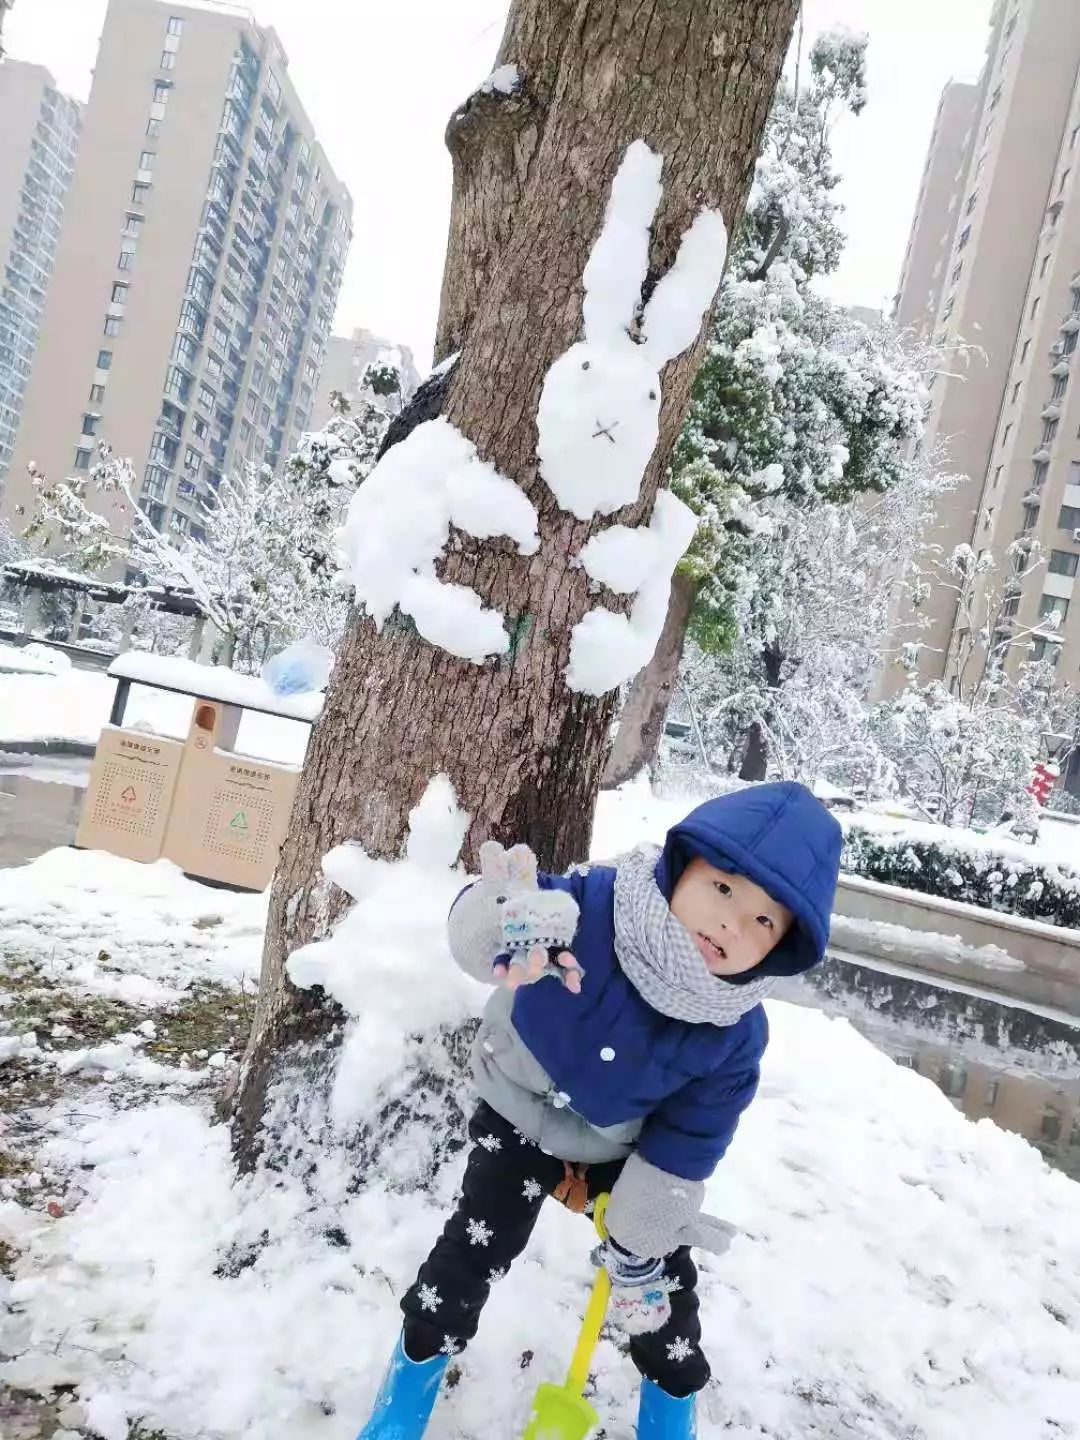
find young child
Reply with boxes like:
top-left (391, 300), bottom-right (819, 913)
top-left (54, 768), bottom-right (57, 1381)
top-left (359, 781), bottom-right (842, 1440)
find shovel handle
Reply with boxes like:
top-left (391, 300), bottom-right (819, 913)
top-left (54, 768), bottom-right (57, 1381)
top-left (565, 1193), bottom-right (612, 1396)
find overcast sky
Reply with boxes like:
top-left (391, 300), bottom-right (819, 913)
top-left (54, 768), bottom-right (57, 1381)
top-left (5, 0), bottom-right (993, 369)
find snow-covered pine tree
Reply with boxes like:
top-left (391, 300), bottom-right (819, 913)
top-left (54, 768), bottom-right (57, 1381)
top-left (229, 0), bottom-right (801, 1166)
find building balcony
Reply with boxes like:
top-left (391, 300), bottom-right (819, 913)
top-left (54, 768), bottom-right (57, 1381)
top-left (1061, 315), bottom-right (1080, 334)
top-left (1052, 359), bottom-right (1072, 377)
top-left (1041, 402), bottom-right (1063, 420)
top-left (1021, 488), bottom-right (1044, 506)
top-left (1032, 447), bottom-right (1052, 463)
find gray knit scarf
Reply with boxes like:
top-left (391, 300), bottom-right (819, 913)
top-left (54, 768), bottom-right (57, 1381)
top-left (613, 844), bottom-right (778, 1026)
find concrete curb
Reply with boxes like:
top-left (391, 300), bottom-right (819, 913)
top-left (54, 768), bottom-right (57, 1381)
top-left (0, 740), bottom-right (96, 758)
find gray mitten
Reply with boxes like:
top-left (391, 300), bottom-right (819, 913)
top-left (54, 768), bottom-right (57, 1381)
top-left (478, 841), bottom-right (583, 993)
top-left (605, 1152), bottom-right (739, 1261)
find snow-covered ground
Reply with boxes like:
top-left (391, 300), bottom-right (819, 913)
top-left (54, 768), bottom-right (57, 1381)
top-left (0, 663), bottom-right (313, 765)
top-left (1, 780), bottom-right (1077, 1440)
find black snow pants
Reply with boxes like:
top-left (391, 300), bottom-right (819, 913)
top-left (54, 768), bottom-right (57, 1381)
top-left (401, 1101), bottom-right (710, 1397)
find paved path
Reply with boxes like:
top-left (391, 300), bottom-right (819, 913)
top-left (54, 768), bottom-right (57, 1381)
top-left (0, 757), bottom-right (89, 866)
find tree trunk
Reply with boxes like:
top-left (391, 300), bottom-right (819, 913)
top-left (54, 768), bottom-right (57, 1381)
top-left (230, 0), bottom-right (799, 1168)
top-left (738, 636), bottom-right (784, 780)
top-left (602, 568), bottom-right (700, 788)
top-left (434, 0), bottom-right (581, 364)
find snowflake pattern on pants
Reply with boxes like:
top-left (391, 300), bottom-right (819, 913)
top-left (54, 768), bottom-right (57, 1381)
top-left (487, 1266), bottom-right (507, 1284)
top-left (666, 1336), bottom-right (694, 1363)
top-left (522, 1177), bottom-right (542, 1201)
top-left (417, 1283), bottom-right (441, 1313)
top-left (477, 1133), bottom-right (502, 1153)
top-left (466, 1217), bottom-right (494, 1247)
top-left (440, 1335), bottom-right (462, 1357)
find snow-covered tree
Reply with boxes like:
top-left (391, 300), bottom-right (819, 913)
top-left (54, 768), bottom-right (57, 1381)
top-left (27, 390), bottom-right (388, 670)
top-left (230, 0), bottom-right (801, 1162)
top-left (604, 28), bottom-right (936, 784)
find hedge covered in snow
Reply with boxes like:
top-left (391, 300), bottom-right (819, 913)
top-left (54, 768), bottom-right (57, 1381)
top-left (841, 825), bottom-right (1080, 930)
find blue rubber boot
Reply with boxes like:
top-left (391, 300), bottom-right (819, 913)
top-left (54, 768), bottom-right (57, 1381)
top-left (636, 1377), bottom-right (697, 1439)
top-left (356, 1332), bottom-right (450, 1439)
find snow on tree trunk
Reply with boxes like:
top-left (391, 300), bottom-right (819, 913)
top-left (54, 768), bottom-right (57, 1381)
top-left (602, 569), bottom-right (699, 788)
top-left (738, 636), bottom-right (783, 780)
top-left (229, 0), bottom-right (799, 1168)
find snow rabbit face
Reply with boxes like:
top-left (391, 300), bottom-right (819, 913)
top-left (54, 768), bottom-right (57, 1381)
top-left (536, 140), bottom-right (729, 522)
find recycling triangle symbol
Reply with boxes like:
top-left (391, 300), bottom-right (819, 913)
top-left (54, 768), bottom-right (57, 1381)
top-left (229, 809), bottom-right (249, 833)
top-left (120, 786), bottom-right (137, 803)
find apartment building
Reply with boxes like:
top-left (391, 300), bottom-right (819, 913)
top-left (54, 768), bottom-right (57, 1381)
top-left (310, 326), bottom-right (420, 427)
top-left (0, 60), bottom-right (81, 487)
top-left (893, 81), bottom-right (978, 343)
top-left (885, 0), bottom-right (1080, 699)
top-left (1, 0), bottom-right (351, 548)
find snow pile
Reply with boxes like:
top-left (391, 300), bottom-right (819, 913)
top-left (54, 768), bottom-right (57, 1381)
top-left (479, 63), bottom-right (521, 96)
top-left (0, 848), bottom-right (266, 1006)
top-left (109, 652), bottom-right (324, 722)
top-left (338, 416), bottom-right (540, 664)
top-left (1, 1028), bottom-right (209, 1087)
top-left (286, 775), bottom-right (487, 1137)
top-left (3, 1005), bottom-right (1077, 1438)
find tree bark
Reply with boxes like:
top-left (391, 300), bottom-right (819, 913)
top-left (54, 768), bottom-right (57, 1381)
top-left (602, 568), bottom-right (700, 788)
top-left (230, 0), bottom-right (799, 1167)
top-left (738, 636), bottom-right (784, 780)
top-left (434, 0), bottom-right (581, 364)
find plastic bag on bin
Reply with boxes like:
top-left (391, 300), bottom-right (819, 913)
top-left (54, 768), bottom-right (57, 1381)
top-left (261, 638), bottom-right (334, 696)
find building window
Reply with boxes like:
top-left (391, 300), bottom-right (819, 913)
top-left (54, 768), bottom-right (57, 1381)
top-left (1021, 339), bottom-right (1031, 363)
top-left (1042, 418), bottom-right (1059, 444)
top-left (146, 117), bottom-right (162, 138)
top-left (1066, 331), bottom-right (1079, 356)
top-left (992, 465), bottom-right (1003, 489)
top-left (160, 50), bottom-right (176, 70)
top-left (989, 84), bottom-right (1003, 112)
top-left (74, 447), bottom-right (92, 470)
top-left (111, 282), bottom-right (129, 304)
top-left (1040, 254), bottom-right (1051, 278)
top-left (1031, 636), bottom-right (1062, 664)
top-left (1048, 549), bottom-right (1079, 577)
top-left (1038, 594), bottom-right (1070, 624)
top-left (957, 225), bottom-right (972, 252)
top-left (1053, 374), bottom-right (1069, 400)
top-left (1012, 382), bottom-right (1022, 404)
top-left (97, 349), bottom-right (113, 370)
top-left (192, 415), bottom-right (208, 441)
top-left (942, 296), bottom-right (955, 321)
top-left (1059, 504), bottom-right (1080, 531)
top-left (965, 191), bottom-right (979, 216)
top-left (153, 82), bottom-right (171, 104)
top-left (1072, 125), bottom-right (1080, 151)
top-left (88, 383), bottom-right (106, 403)
top-left (81, 413), bottom-right (99, 436)
top-left (132, 182), bottom-right (150, 204)
top-left (184, 446), bottom-right (202, 474)
top-left (1061, 169), bottom-right (1071, 196)
top-left (1002, 423), bottom-right (1012, 446)
top-left (198, 383), bottom-right (216, 411)
top-left (167, 15), bottom-right (184, 35)
top-left (118, 248), bottom-right (136, 272)
top-left (1031, 296), bottom-right (1041, 321)
top-left (122, 213), bottom-right (144, 238)
top-left (104, 316), bottom-right (122, 336)
top-left (937, 1062), bottom-right (967, 1099)
top-left (950, 262), bottom-right (963, 286)
top-left (172, 333), bottom-right (198, 367)
top-left (139, 150), bottom-right (156, 172)
top-left (1032, 460), bottom-right (1050, 488)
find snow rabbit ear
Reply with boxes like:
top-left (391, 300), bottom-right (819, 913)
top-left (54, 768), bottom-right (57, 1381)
top-left (640, 204), bottom-right (729, 368)
top-left (579, 141), bottom-right (664, 349)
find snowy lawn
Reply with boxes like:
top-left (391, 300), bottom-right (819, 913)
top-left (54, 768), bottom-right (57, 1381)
top-left (1, 784), bottom-right (1078, 1440)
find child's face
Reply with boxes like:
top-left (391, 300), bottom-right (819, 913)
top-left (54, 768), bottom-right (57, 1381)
top-left (670, 858), bottom-right (794, 977)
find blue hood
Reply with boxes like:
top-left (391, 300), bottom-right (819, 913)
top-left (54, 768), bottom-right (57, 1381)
top-left (656, 782), bottom-right (842, 979)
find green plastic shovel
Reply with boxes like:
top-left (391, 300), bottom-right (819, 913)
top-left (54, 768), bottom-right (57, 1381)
top-left (521, 1193), bottom-right (612, 1440)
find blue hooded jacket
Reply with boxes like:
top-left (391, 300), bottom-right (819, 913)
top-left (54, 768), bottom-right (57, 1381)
top-left (508, 782), bottom-right (842, 1180)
